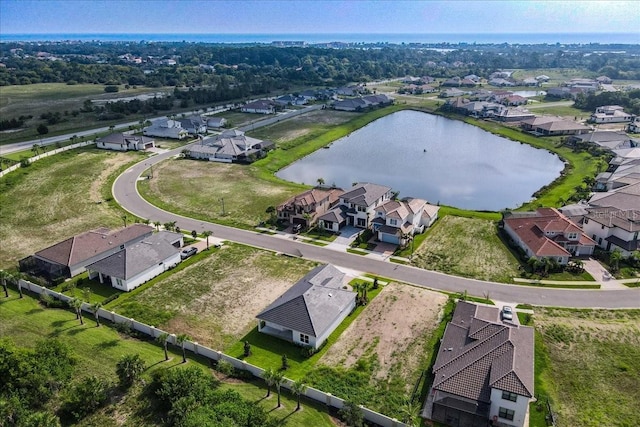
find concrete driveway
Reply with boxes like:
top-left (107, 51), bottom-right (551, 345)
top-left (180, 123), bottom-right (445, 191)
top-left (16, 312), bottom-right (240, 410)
top-left (582, 258), bottom-right (628, 290)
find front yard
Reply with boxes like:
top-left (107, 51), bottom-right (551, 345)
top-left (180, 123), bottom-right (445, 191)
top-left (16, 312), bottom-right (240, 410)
top-left (411, 215), bottom-right (521, 282)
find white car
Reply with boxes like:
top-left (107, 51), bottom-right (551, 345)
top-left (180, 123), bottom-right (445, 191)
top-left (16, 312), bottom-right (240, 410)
top-left (501, 306), bottom-right (514, 321)
top-left (180, 247), bottom-right (197, 259)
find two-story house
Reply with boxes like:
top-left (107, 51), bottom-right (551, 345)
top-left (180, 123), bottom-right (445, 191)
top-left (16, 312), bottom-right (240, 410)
top-left (318, 183), bottom-right (392, 232)
top-left (143, 118), bottom-right (189, 139)
top-left (583, 207), bottom-right (640, 256)
top-left (372, 198), bottom-right (440, 246)
top-left (590, 105), bottom-right (634, 124)
top-left (424, 301), bottom-right (534, 427)
top-left (502, 208), bottom-right (595, 264)
top-left (277, 187), bottom-right (344, 228)
top-left (178, 115), bottom-right (207, 135)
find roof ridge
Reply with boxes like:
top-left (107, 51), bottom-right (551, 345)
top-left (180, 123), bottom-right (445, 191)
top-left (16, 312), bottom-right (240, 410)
top-left (437, 325), bottom-right (508, 377)
top-left (300, 293), bottom-right (316, 336)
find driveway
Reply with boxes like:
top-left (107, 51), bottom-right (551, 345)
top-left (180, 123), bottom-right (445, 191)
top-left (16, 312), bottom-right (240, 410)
top-left (582, 258), bottom-right (629, 290)
top-left (326, 226), bottom-right (361, 249)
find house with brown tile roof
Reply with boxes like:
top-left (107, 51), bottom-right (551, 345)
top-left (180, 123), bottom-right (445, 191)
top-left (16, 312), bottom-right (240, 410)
top-left (503, 208), bottom-right (595, 264)
top-left (533, 119), bottom-right (590, 136)
top-left (372, 197), bottom-right (439, 246)
top-left (277, 187), bottom-right (344, 228)
top-left (25, 224), bottom-right (154, 280)
top-left (424, 301), bottom-right (534, 427)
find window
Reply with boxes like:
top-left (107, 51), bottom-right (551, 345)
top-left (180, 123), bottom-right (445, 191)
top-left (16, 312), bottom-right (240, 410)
top-left (115, 278), bottom-right (124, 288)
top-left (502, 391), bottom-right (518, 402)
top-left (357, 218), bottom-right (366, 227)
top-left (499, 407), bottom-right (515, 421)
top-left (120, 244), bottom-right (125, 250)
top-left (357, 206), bottom-right (366, 212)
top-left (584, 218), bottom-right (589, 224)
top-left (567, 232), bottom-right (578, 240)
top-left (390, 219), bottom-right (398, 226)
top-left (299, 334), bottom-right (309, 344)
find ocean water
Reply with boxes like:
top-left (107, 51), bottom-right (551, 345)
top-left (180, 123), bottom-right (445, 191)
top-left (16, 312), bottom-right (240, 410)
top-left (1, 32), bottom-right (638, 45)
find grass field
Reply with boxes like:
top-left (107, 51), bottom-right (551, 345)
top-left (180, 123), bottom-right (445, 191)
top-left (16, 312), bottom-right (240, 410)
top-left (411, 216), bottom-right (521, 282)
top-left (532, 308), bottom-right (640, 427)
top-left (0, 288), bottom-right (336, 427)
top-left (110, 243), bottom-right (318, 351)
top-left (0, 147), bottom-right (147, 269)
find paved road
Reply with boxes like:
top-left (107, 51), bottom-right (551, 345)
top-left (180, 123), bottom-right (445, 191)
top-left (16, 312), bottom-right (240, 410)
top-left (113, 145), bottom-right (640, 309)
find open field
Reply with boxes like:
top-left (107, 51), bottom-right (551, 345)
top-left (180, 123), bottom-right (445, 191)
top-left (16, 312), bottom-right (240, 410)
top-left (0, 147), bottom-right (146, 269)
top-left (138, 158), bottom-right (305, 228)
top-left (532, 308), bottom-right (640, 427)
top-left (411, 216), bottom-right (521, 283)
top-left (0, 288), bottom-right (336, 427)
top-left (111, 243), bottom-right (318, 350)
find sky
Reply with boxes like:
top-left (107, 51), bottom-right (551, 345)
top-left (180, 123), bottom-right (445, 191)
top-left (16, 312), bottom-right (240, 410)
top-left (1, 0), bottom-right (638, 35)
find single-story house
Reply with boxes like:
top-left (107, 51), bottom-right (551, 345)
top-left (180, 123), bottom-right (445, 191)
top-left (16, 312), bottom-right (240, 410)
top-left (333, 98), bottom-right (370, 111)
top-left (24, 224), bottom-right (154, 280)
top-left (187, 129), bottom-right (273, 163)
top-left (589, 182), bottom-right (640, 211)
top-left (532, 119), bottom-right (590, 136)
top-left (489, 78), bottom-right (515, 87)
top-left (96, 133), bottom-right (155, 151)
top-left (502, 208), bottom-right (595, 264)
top-left (256, 264), bottom-right (356, 350)
top-left (143, 118), bottom-right (189, 139)
top-left (277, 187), bottom-right (344, 227)
top-left (424, 301), bottom-right (534, 427)
top-left (86, 231), bottom-right (182, 291)
top-left (275, 94), bottom-right (307, 106)
top-left (568, 131), bottom-right (636, 151)
top-left (206, 117), bottom-right (227, 129)
top-left (241, 99), bottom-right (276, 114)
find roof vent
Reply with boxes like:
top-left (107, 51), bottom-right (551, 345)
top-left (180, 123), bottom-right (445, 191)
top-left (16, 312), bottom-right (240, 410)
top-left (328, 293), bottom-right (333, 297)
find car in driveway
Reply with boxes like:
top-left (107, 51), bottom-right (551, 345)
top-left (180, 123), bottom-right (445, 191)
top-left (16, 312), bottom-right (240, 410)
top-left (501, 306), bottom-right (514, 321)
top-left (180, 247), bottom-right (197, 259)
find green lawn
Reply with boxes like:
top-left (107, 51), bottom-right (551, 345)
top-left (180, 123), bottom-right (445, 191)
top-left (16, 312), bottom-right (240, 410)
top-left (0, 288), bottom-right (335, 426)
top-left (0, 147), bottom-right (146, 269)
top-left (531, 308), bottom-right (640, 427)
top-left (411, 216), bottom-right (521, 283)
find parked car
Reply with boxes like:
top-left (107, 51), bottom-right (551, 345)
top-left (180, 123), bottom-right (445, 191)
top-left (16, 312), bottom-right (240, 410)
top-left (292, 223), bottom-right (303, 233)
top-left (501, 306), bottom-right (514, 321)
top-left (180, 247), bottom-right (197, 259)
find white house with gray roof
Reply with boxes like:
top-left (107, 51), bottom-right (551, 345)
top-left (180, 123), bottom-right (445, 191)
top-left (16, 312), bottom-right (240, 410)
top-left (86, 231), bottom-right (181, 292)
top-left (96, 133), bottom-right (155, 151)
top-left (373, 198), bottom-right (439, 245)
top-left (256, 264), bottom-right (356, 350)
top-left (424, 301), bottom-right (534, 427)
top-left (318, 182), bottom-right (393, 231)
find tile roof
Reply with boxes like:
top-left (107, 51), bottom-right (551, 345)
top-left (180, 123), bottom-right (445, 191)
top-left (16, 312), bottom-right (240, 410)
top-left (432, 302), bottom-right (534, 403)
top-left (341, 182), bottom-right (392, 207)
top-left (278, 188), bottom-right (343, 210)
top-left (256, 264), bottom-right (356, 337)
top-left (34, 224), bottom-right (153, 267)
top-left (318, 205), bottom-right (349, 223)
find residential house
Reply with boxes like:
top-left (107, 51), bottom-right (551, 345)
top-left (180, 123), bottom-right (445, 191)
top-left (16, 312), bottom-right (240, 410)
top-left (589, 182), bottom-right (640, 211)
top-left (583, 207), bottom-right (640, 256)
top-left (596, 76), bottom-right (613, 84)
top-left (187, 129), bottom-right (273, 163)
top-left (546, 87), bottom-right (573, 99)
top-left (590, 105), bottom-right (634, 124)
top-left (241, 99), bottom-right (276, 114)
top-left (277, 187), bottom-right (344, 227)
top-left (521, 77), bottom-right (539, 86)
top-left (275, 94), bottom-right (308, 106)
top-left (628, 117), bottom-right (640, 133)
top-left (362, 94), bottom-right (394, 106)
top-left (502, 208), bottom-right (596, 264)
top-left (299, 90), bottom-right (318, 101)
top-left (501, 95), bottom-right (527, 106)
top-left (335, 85), bottom-right (365, 96)
top-left (569, 131), bottom-right (637, 151)
top-left (332, 98), bottom-right (369, 112)
top-left (96, 133), bottom-right (155, 151)
top-left (424, 301), bottom-right (534, 427)
top-left (256, 264), bottom-right (356, 350)
top-left (178, 115), bottom-right (207, 135)
top-left (143, 118), bottom-right (189, 139)
top-left (440, 88), bottom-right (466, 98)
top-left (531, 119), bottom-right (589, 136)
top-left (488, 78), bottom-right (515, 87)
top-left (520, 116), bottom-right (564, 132)
top-left (318, 182), bottom-right (393, 232)
top-left (206, 117), bottom-right (227, 129)
top-left (23, 224), bottom-right (154, 281)
top-left (86, 231), bottom-right (182, 292)
top-left (372, 198), bottom-right (439, 245)
top-left (493, 107), bottom-right (535, 123)
top-left (563, 78), bottom-right (598, 92)
top-left (535, 75), bottom-right (550, 82)
top-left (594, 158), bottom-right (640, 191)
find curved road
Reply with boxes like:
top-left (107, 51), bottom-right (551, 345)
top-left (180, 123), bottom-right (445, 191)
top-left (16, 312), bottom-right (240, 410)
top-left (114, 148), bottom-right (640, 310)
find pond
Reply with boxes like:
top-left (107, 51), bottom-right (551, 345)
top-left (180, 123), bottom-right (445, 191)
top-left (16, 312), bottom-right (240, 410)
top-left (276, 110), bottom-right (564, 211)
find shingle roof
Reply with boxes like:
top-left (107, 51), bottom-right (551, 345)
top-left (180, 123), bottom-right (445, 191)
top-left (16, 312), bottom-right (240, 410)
top-left (432, 302), bottom-right (534, 403)
top-left (85, 233), bottom-right (180, 279)
top-left (341, 182), bottom-right (392, 207)
top-left (97, 132), bottom-right (154, 145)
top-left (256, 264), bottom-right (356, 337)
top-left (585, 207), bottom-right (640, 232)
top-left (318, 205), bottom-right (349, 223)
top-left (278, 188), bottom-right (344, 210)
top-left (35, 224), bottom-right (153, 267)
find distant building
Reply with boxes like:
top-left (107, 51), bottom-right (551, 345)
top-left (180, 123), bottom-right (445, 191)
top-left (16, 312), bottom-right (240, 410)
top-left (96, 133), bottom-right (155, 151)
top-left (143, 118), bottom-right (189, 139)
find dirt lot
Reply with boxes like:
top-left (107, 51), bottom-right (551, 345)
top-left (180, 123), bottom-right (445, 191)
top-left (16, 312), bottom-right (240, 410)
top-left (320, 283), bottom-right (448, 385)
top-left (249, 109), bottom-right (359, 143)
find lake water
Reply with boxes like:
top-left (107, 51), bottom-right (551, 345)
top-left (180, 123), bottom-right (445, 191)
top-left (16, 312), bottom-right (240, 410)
top-left (276, 110), bottom-right (564, 211)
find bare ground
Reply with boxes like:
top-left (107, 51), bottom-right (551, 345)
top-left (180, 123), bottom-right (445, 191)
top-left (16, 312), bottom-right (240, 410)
top-left (320, 283), bottom-right (448, 384)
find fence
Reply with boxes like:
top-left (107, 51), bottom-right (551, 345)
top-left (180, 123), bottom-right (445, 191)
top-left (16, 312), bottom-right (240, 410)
top-left (0, 140), bottom-right (95, 178)
top-left (17, 279), bottom-right (406, 427)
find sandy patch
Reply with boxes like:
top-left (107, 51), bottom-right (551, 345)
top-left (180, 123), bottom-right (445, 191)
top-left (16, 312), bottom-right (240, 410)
top-left (320, 283), bottom-right (448, 382)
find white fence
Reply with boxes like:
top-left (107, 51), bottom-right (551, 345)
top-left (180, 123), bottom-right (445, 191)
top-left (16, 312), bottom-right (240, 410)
top-left (17, 279), bottom-right (406, 427)
top-left (0, 140), bottom-right (95, 178)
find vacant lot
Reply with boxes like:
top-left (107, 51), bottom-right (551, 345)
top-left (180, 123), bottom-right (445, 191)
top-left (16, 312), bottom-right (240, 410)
top-left (0, 147), bottom-right (141, 268)
top-left (112, 243), bottom-right (318, 350)
top-left (321, 283), bottom-right (448, 385)
top-left (138, 157), bottom-right (304, 227)
top-left (534, 308), bottom-right (640, 427)
top-left (411, 216), bottom-right (521, 282)
top-left (249, 109), bottom-right (358, 143)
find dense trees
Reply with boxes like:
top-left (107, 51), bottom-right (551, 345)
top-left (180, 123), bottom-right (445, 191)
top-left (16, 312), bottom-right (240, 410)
top-left (574, 89), bottom-right (640, 115)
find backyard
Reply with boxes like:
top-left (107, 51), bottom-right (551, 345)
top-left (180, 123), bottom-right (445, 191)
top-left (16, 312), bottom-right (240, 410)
top-left (531, 308), bottom-right (640, 427)
top-left (411, 215), bottom-right (521, 283)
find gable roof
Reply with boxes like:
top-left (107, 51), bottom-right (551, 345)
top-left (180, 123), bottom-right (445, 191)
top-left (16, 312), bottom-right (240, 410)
top-left (85, 232), bottom-right (180, 279)
top-left (585, 207), bottom-right (640, 233)
top-left (34, 224), bottom-right (154, 267)
top-left (341, 182), bottom-right (392, 207)
top-left (97, 132), bottom-right (154, 145)
top-left (432, 301), bottom-right (534, 403)
top-left (278, 187), bottom-right (344, 210)
top-left (256, 264), bottom-right (355, 337)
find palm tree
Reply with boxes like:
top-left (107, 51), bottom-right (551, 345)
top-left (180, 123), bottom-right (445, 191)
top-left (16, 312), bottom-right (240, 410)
top-left (157, 332), bottom-right (170, 361)
top-left (116, 354), bottom-right (146, 387)
top-left (317, 177), bottom-right (325, 186)
top-left (273, 370), bottom-right (285, 408)
top-left (610, 249), bottom-right (623, 273)
top-left (263, 367), bottom-right (276, 398)
top-left (90, 302), bottom-right (103, 327)
top-left (153, 221), bottom-right (161, 231)
top-left (32, 143), bottom-right (40, 155)
top-left (202, 230), bottom-right (213, 250)
top-left (69, 298), bottom-right (84, 325)
top-left (0, 270), bottom-right (9, 298)
top-left (291, 380), bottom-right (307, 411)
top-left (176, 333), bottom-right (190, 363)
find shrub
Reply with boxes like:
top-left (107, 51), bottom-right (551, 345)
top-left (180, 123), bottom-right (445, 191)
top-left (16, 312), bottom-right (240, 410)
top-left (104, 85), bottom-right (119, 93)
top-left (116, 354), bottom-right (146, 388)
top-left (61, 376), bottom-right (110, 421)
top-left (216, 359), bottom-right (234, 377)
